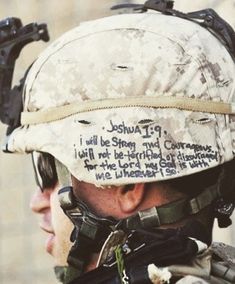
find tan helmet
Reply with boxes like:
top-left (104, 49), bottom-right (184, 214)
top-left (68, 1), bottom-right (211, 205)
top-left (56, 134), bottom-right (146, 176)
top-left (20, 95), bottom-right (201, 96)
top-left (7, 12), bottom-right (235, 187)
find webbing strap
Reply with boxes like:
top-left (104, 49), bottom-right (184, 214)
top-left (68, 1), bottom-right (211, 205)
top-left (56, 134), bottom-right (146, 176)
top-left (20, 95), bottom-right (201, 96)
top-left (21, 96), bottom-right (235, 125)
top-left (124, 184), bottom-right (219, 229)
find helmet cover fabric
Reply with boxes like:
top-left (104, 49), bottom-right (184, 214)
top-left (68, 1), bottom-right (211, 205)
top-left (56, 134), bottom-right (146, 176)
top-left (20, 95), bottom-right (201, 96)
top-left (7, 13), bottom-right (235, 186)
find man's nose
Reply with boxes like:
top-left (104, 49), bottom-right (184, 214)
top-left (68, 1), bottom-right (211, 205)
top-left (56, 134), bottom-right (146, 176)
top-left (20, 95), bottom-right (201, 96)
top-left (30, 188), bottom-right (51, 213)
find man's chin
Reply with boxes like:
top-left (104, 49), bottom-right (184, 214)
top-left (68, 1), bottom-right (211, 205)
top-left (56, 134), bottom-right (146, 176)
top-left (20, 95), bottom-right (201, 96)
top-left (52, 237), bottom-right (72, 267)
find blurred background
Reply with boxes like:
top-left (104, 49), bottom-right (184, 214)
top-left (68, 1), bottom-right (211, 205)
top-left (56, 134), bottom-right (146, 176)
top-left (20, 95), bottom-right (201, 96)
top-left (0, 0), bottom-right (234, 283)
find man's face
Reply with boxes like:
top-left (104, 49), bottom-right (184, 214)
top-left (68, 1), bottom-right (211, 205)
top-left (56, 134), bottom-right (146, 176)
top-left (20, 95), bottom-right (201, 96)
top-left (30, 185), bottom-right (73, 266)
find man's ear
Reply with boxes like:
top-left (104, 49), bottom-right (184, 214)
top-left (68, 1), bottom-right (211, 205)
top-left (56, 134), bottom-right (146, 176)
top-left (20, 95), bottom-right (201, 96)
top-left (117, 183), bottom-right (145, 214)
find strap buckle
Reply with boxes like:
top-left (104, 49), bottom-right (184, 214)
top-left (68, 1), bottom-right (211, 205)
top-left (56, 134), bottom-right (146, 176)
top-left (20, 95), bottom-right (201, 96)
top-left (138, 207), bottom-right (161, 228)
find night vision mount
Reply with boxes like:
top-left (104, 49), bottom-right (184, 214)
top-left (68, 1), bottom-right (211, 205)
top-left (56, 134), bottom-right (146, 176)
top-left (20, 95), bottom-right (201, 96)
top-left (0, 17), bottom-right (49, 136)
top-left (112, 0), bottom-right (235, 61)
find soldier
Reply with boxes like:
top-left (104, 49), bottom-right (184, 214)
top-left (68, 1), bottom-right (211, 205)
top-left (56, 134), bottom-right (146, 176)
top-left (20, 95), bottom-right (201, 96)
top-left (2, 1), bottom-right (235, 283)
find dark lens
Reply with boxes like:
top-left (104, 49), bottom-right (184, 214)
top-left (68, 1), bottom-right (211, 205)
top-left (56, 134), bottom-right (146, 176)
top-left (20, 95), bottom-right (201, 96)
top-left (32, 152), bottom-right (58, 191)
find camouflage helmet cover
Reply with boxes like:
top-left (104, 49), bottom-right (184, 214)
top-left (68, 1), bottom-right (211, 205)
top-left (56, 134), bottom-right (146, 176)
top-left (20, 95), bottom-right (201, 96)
top-left (7, 12), bottom-right (235, 186)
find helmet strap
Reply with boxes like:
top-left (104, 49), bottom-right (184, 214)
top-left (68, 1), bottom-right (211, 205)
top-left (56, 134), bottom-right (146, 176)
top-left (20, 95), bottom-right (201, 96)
top-left (55, 160), bottom-right (117, 276)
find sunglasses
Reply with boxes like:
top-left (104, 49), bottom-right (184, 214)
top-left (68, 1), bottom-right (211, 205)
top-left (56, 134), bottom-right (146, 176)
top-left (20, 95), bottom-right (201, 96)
top-left (31, 151), bottom-right (58, 191)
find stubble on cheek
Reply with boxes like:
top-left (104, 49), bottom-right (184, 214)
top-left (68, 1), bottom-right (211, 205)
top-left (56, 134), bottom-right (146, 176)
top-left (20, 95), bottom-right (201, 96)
top-left (51, 189), bottom-right (73, 266)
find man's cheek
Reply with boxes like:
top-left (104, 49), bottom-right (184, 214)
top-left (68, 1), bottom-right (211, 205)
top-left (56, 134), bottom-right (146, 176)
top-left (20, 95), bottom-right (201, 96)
top-left (51, 191), bottom-right (73, 233)
top-left (51, 191), bottom-right (73, 265)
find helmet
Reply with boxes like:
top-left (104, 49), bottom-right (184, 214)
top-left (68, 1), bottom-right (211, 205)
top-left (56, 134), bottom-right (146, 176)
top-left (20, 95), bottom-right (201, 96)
top-left (6, 12), bottom-right (235, 188)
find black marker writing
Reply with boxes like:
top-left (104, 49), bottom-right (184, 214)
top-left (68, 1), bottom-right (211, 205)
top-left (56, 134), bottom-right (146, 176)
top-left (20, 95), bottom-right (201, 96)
top-left (106, 120), bottom-right (142, 135)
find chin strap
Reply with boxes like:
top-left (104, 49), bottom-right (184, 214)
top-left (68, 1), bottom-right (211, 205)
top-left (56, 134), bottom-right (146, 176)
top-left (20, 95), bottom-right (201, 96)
top-left (55, 160), bottom-right (117, 281)
top-left (58, 187), bottom-right (116, 272)
top-left (119, 183), bottom-right (219, 230)
top-left (120, 161), bottom-right (235, 230)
